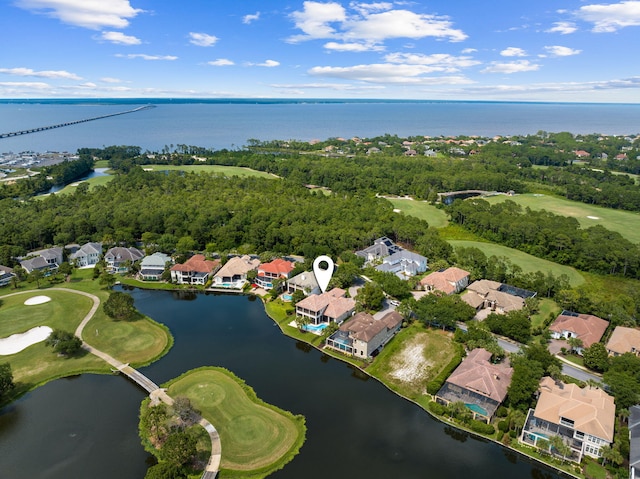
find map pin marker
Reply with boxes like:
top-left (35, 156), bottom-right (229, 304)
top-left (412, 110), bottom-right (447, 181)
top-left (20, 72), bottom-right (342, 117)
top-left (313, 255), bottom-right (334, 294)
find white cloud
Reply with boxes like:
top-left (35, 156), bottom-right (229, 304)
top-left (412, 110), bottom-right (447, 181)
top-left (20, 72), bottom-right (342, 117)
top-left (243, 12), bottom-right (260, 24)
top-left (0, 67), bottom-right (82, 80)
top-left (189, 32), bottom-right (219, 47)
top-left (456, 76), bottom-right (640, 96)
top-left (309, 63), bottom-right (474, 84)
top-left (0, 81), bottom-right (51, 89)
top-left (288, 2), bottom-right (466, 44)
top-left (544, 45), bottom-right (581, 57)
top-left (101, 77), bottom-right (122, 83)
top-left (271, 81), bottom-right (385, 91)
top-left (576, 1), bottom-right (640, 32)
top-left (500, 47), bottom-right (527, 57)
top-left (208, 59), bottom-right (235, 66)
top-left (324, 41), bottom-right (384, 52)
top-left (461, 48), bottom-right (477, 54)
top-left (481, 60), bottom-right (540, 74)
top-left (546, 21), bottom-right (578, 34)
top-left (257, 60), bottom-right (280, 67)
top-left (16, 0), bottom-right (142, 29)
top-left (384, 52), bottom-right (480, 70)
top-left (115, 54), bottom-right (178, 61)
top-left (100, 31), bottom-right (141, 45)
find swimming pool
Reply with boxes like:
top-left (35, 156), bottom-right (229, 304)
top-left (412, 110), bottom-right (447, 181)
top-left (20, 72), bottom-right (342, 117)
top-left (465, 403), bottom-right (488, 416)
top-left (303, 323), bottom-right (328, 333)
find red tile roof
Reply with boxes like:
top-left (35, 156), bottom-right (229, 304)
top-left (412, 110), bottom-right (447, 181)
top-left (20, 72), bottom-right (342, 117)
top-left (171, 254), bottom-right (220, 273)
top-left (258, 258), bottom-right (295, 276)
top-left (549, 312), bottom-right (609, 348)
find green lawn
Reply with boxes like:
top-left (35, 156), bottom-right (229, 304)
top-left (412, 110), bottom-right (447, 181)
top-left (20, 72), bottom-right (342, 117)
top-left (530, 298), bottom-right (561, 330)
top-left (141, 164), bottom-right (278, 179)
top-left (166, 367), bottom-right (305, 477)
top-left (52, 173), bottom-right (114, 195)
top-left (484, 193), bottom-right (640, 244)
top-left (448, 240), bottom-right (585, 286)
top-left (367, 322), bottom-right (456, 405)
top-left (385, 198), bottom-right (449, 228)
top-left (0, 277), bottom-right (172, 405)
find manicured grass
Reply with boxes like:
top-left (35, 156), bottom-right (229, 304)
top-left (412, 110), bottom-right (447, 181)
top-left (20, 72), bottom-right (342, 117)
top-left (530, 298), bottom-right (561, 330)
top-left (367, 322), bottom-right (456, 402)
top-left (0, 290), bottom-right (108, 403)
top-left (0, 277), bottom-right (173, 405)
top-left (448, 240), bottom-right (585, 286)
top-left (385, 198), bottom-right (449, 228)
top-left (166, 367), bottom-right (305, 477)
top-left (583, 459), bottom-right (607, 479)
top-left (54, 173), bottom-right (114, 194)
top-left (141, 164), bottom-right (278, 179)
top-left (264, 299), bottom-right (325, 348)
top-left (484, 193), bottom-right (640, 244)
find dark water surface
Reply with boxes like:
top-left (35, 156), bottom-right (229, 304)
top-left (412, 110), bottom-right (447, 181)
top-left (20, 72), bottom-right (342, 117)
top-left (0, 289), bottom-right (565, 478)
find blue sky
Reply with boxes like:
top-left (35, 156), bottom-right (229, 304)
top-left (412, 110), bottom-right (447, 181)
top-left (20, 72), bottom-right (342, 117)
top-left (1, 0), bottom-right (640, 102)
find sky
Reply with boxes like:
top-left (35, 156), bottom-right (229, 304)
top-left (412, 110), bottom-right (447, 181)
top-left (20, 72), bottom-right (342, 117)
top-left (1, 0), bottom-right (640, 102)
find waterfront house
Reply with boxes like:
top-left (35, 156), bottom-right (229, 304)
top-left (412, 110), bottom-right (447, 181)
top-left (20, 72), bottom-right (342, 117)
top-left (255, 258), bottom-right (295, 290)
top-left (606, 326), bottom-right (640, 357)
top-left (0, 265), bottom-right (15, 287)
top-left (69, 242), bottom-right (102, 268)
top-left (326, 311), bottom-right (402, 358)
top-left (104, 246), bottom-right (144, 274)
top-left (435, 348), bottom-right (513, 422)
top-left (286, 271), bottom-right (320, 296)
top-left (420, 267), bottom-right (470, 295)
top-left (549, 311), bottom-right (609, 355)
top-left (520, 378), bottom-right (615, 463)
top-left (212, 255), bottom-right (260, 289)
top-left (170, 254), bottom-right (219, 285)
top-left (20, 246), bottom-right (63, 274)
top-left (295, 288), bottom-right (355, 325)
top-left (630, 405), bottom-right (640, 479)
top-left (139, 252), bottom-right (173, 281)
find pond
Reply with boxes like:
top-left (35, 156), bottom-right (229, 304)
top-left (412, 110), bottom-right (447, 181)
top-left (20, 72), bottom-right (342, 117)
top-left (0, 289), bottom-right (565, 478)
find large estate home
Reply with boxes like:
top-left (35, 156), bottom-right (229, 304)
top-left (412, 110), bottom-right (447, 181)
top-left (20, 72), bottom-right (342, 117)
top-left (0, 265), bottom-right (15, 287)
top-left (462, 279), bottom-right (531, 314)
top-left (255, 258), bottom-right (295, 290)
top-left (549, 311), bottom-right (609, 355)
top-left (139, 252), bottom-right (172, 281)
top-left (420, 267), bottom-right (470, 295)
top-left (295, 288), bottom-right (355, 325)
top-left (286, 271), bottom-right (320, 296)
top-left (20, 247), bottom-right (63, 274)
top-left (435, 348), bottom-right (513, 423)
top-left (104, 246), bottom-right (144, 274)
top-left (521, 378), bottom-right (615, 463)
top-left (606, 326), bottom-right (640, 357)
top-left (69, 242), bottom-right (102, 268)
top-left (326, 311), bottom-right (402, 358)
top-left (356, 236), bottom-right (427, 279)
top-left (170, 254), bottom-right (219, 285)
top-left (212, 255), bottom-right (260, 289)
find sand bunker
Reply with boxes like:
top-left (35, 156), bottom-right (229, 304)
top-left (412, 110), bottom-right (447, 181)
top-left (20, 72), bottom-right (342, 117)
top-left (0, 326), bottom-right (53, 355)
top-left (24, 295), bottom-right (51, 305)
top-left (587, 216), bottom-right (600, 220)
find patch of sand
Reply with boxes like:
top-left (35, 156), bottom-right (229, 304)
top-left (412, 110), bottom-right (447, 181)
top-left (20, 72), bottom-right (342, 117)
top-left (389, 335), bottom-right (433, 383)
top-left (587, 215), bottom-right (600, 220)
top-left (24, 295), bottom-right (51, 305)
top-left (0, 326), bottom-right (53, 355)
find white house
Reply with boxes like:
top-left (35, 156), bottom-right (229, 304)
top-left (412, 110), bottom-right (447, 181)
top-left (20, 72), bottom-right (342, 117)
top-left (104, 247), bottom-right (144, 274)
top-left (139, 252), bottom-right (172, 281)
top-left (70, 242), bottom-right (102, 268)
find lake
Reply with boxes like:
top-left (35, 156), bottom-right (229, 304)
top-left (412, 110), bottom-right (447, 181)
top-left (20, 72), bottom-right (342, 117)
top-left (0, 289), bottom-right (564, 478)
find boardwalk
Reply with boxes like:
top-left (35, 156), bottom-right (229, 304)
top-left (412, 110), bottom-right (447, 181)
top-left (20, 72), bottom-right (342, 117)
top-left (0, 105), bottom-right (155, 139)
top-left (4, 287), bottom-right (221, 478)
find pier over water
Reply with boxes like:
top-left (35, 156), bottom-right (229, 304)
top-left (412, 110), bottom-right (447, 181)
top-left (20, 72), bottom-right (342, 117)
top-left (0, 105), bottom-right (155, 139)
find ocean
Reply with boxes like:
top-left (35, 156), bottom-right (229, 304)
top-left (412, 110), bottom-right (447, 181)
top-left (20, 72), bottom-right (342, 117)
top-left (1, 99), bottom-right (640, 153)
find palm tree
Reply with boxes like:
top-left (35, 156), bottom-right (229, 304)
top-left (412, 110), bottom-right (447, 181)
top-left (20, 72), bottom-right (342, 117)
top-left (28, 269), bottom-right (43, 288)
top-left (567, 336), bottom-right (583, 354)
top-left (600, 444), bottom-right (624, 467)
top-left (549, 435), bottom-right (572, 462)
top-left (509, 409), bottom-right (526, 435)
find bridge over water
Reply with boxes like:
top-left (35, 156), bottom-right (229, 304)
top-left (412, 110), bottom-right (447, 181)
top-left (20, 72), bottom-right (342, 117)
top-left (0, 105), bottom-right (155, 139)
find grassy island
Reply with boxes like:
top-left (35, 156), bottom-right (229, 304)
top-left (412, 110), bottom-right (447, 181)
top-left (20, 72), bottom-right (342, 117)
top-left (143, 366), bottom-right (306, 479)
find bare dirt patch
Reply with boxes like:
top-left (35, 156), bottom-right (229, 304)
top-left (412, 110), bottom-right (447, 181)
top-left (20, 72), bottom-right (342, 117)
top-left (389, 334), bottom-right (433, 383)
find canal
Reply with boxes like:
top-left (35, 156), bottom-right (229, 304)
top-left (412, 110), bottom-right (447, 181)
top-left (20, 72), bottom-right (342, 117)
top-left (0, 289), bottom-right (566, 478)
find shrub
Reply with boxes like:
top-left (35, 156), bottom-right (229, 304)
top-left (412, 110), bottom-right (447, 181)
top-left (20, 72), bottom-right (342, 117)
top-left (428, 401), bottom-right (446, 416)
top-left (498, 420), bottom-right (509, 433)
top-left (496, 406), bottom-right (508, 417)
top-left (469, 419), bottom-right (495, 435)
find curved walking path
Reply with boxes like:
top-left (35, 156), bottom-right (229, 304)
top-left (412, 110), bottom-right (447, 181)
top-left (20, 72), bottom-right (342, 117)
top-left (3, 288), bottom-right (221, 477)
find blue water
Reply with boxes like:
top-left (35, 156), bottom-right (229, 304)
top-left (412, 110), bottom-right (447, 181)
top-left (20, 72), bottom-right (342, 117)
top-left (465, 403), bottom-right (488, 416)
top-left (303, 322), bottom-right (328, 333)
top-left (1, 99), bottom-right (639, 153)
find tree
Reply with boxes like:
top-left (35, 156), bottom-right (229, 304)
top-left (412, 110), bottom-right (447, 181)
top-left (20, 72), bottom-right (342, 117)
top-left (160, 431), bottom-right (197, 466)
top-left (356, 282), bottom-right (385, 312)
top-left (99, 271), bottom-right (116, 289)
top-left (144, 462), bottom-right (187, 479)
top-left (58, 261), bottom-right (73, 276)
top-left (173, 396), bottom-right (198, 424)
top-left (507, 355), bottom-right (544, 410)
top-left (28, 269), bottom-right (43, 288)
top-left (583, 342), bottom-right (609, 372)
top-left (45, 330), bottom-right (82, 356)
top-left (600, 444), bottom-right (624, 467)
top-left (549, 435), bottom-right (572, 461)
top-left (295, 314), bottom-right (310, 331)
top-left (566, 336), bottom-right (583, 354)
top-left (103, 291), bottom-right (137, 321)
top-left (0, 363), bottom-right (14, 398)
